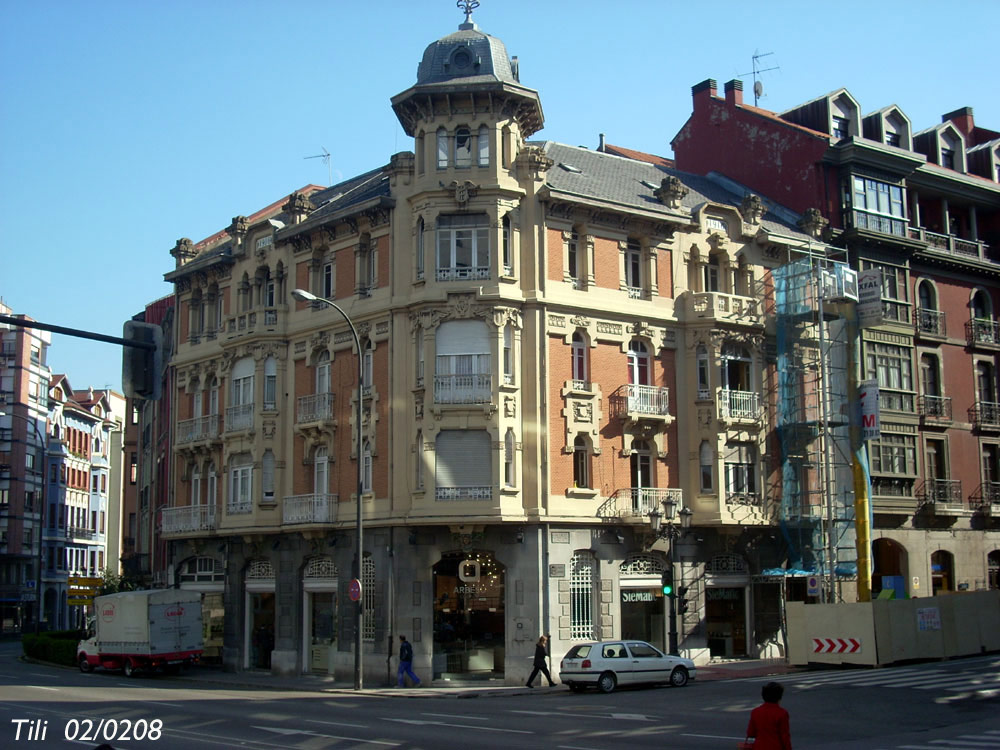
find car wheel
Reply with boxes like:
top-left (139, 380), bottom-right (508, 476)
top-left (669, 666), bottom-right (689, 687)
top-left (123, 658), bottom-right (136, 678)
top-left (78, 655), bottom-right (93, 673)
top-left (597, 671), bottom-right (617, 694)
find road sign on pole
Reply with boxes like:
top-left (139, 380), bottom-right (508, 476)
top-left (807, 575), bottom-right (820, 596)
top-left (348, 578), bottom-right (362, 602)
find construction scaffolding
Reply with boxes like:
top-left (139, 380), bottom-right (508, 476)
top-left (772, 251), bottom-right (861, 602)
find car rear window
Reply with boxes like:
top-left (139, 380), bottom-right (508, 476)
top-left (564, 644), bottom-right (592, 659)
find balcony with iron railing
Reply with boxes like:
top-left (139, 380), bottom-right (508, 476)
top-left (597, 487), bottom-right (684, 520)
top-left (726, 491), bottom-right (763, 507)
top-left (977, 481), bottom-right (1000, 514)
top-left (610, 384), bottom-right (671, 422)
top-left (718, 389), bottom-right (761, 422)
top-left (965, 318), bottom-right (1000, 348)
top-left (176, 414), bottom-right (221, 445)
top-left (914, 308), bottom-right (946, 339)
top-left (283, 493), bottom-right (337, 525)
top-left (437, 266), bottom-right (490, 282)
top-left (68, 526), bottom-right (96, 541)
top-left (225, 403), bottom-right (254, 432)
top-left (161, 504), bottom-right (217, 534)
top-left (433, 374), bottom-right (492, 405)
top-left (909, 227), bottom-right (996, 266)
top-left (296, 393), bottom-right (334, 424)
top-left (689, 292), bottom-right (763, 327)
top-left (435, 485), bottom-right (493, 501)
top-left (849, 209), bottom-right (907, 238)
top-left (970, 400), bottom-right (1000, 430)
top-left (920, 478), bottom-right (966, 514)
top-left (919, 395), bottom-right (952, 423)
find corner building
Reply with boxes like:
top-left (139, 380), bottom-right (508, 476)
top-left (161, 14), bottom-right (837, 681)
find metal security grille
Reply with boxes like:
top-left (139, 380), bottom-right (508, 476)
top-left (570, 552), bottom-right (594, 641)
top-left (362, 556), bottom-right (375, 642)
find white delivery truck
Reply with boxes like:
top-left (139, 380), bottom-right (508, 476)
top-left (78, 589), bottom-right (203, 676)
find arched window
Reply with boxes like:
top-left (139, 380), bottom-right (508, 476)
top-left (573, 435), bottom-right (590, 489)
top-left (699, 441), bottom-right (714, 491)
top-left (454, 126), bottom-right (472, 167)
top-left (263, 356), bottom-right (277, 410)
top-left (416, 217), bottom-right (425, 280)
top-left (415, 430), bottom-right (424, 490)
top-left (190, 464), bottom-right (201, 505)
top-left (314, 446), bottom-right (328, 495)
top-left (931, 550), bottom-right (954, 594)
top-left (571, 332), bottom-right (588, 387)
top-left (570, 551), bottom-right (595, 640)
top-left (627, 340), bottom-right (650, 386)
top-left (917, 281), bottom-right (942, 335)
top-left (362, 440), bottom-right (373, 493)
top-left (502, 214), bottom-right (512, 275)
top-left (973, 290), bottom-right (993, 321)
top-left (262, 450), bottom-right (275, 501)
top-left (504, 429), bottom-right (516, 487)
top-left (918, 280), bottom-right (936, 311)
top-left (436, 127), bottom-right (448, 169)
top-left (477, 124), bottom-right (489, 167)
top-left (207, 463), bottom-right (217, 507)
top-left (503, 325), bottom-right (513, 384)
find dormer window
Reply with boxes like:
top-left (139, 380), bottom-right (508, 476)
top-left (941, 148), bottom-right (955, 170)
top-left (885, 131), bottom-right (901, 148)
top-left (833, 116), bottom-right (850, 139)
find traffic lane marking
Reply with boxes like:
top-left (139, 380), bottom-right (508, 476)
top-left (307, 718), bottom-right (369, 729)
top-left (384, 717), bottom-right (532, 734)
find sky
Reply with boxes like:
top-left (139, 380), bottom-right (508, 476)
top-left (2, 0), bottom-right (998, 393)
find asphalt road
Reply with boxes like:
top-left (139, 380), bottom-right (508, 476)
top-left (1, 641), bottom-right (998, 749)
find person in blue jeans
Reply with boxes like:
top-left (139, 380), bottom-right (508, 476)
top-left (397, 634), bottom-right (421, 687)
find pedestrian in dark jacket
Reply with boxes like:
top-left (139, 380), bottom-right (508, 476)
top-left (525, 634), bottom-right (556, 687)
top-left (746, 681), bottom-right (792, 749)
top-left (397, 634), bottom-right (421, 687)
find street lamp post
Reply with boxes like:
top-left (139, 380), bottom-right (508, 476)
top-left (648, 499), bottom-right (692, 656)
top-left (1, 408), bottom-right (47, 635)
top-left (291, 289), bottom-right (364, 690)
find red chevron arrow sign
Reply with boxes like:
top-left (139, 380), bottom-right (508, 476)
top-left (812, 637), bottom-right (861, 654)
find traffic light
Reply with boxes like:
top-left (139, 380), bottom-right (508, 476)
top-left (122, 320), bottom-right (164, 401)
top-left (676, 585), bottom-right (689, 615)
top-left (660, 569), bottom-right (673, 596)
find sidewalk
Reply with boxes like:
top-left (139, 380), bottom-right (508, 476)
top-left (170, 657), bottom-right (801, 697)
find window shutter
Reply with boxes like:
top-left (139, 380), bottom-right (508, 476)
top-left (435, 430), bottom-right (491, 488)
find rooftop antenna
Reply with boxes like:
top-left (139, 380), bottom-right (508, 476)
top-left (304, 147), bottom-right (332, 187)
top-left (739, 50), bottom-right (780, 106)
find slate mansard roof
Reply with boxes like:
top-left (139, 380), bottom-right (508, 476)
top-left (539, 141), bottom-right (813, 240)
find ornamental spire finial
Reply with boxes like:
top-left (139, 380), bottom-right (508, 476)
top-left (457, 0), bottom-right (479, 25)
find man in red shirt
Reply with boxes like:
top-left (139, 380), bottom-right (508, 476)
top-left (746, 681), bottom-right (792, 749)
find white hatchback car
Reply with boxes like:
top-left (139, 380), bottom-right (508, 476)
top-left (559, 640), bottom-right (696, 693)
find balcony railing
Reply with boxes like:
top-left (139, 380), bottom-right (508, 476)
top-left (691, 292), bottom-right (761, 325)
top-left (227, 498), bottom-right (253, 515)
top-left (68, 526), bottom-right (96, 540)
top-left (919, 395), bottom-right (952, 421)
top-left (921, 479), bottom-right (964, 509)
top-left (296, 393), bottom-right (334, 423)
top-left (176, 414), bottom-right (221, 444)
top-left (909, 227), bottom-right (996, 265)
top-left (283, 493), bottom-right (337, 524)
top-left (161, 504), bottom-right (217, 534)
top-left (915, 308), bottom-right (946, 337)
top-left (966, 318), bottom-right (1000, 347)
top-left (225, 403), bottom-right (254, 432)
top-left (599, 487), bottom-right (684, 518)
top-left (433, 374), bottom-right (492, 404)
top-left (726, 491), bottom-right (763, 507)
top-left (435, 486), bottom-right (493, 501)
top-left (970, 401), bottom-right (1000, 429)
top-left (719, 389), bottom-right (761, 421)
top-left (436, 266), bottom-right (490, 282)
top-left (610, 384), bottom-right (670, 419)
top-left (850, 209), bottom-right (906, 237)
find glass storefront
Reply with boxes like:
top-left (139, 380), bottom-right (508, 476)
top-left (432, 550), bottom-right (505, 678)
top-left (620, 588), bottom-right (665, 651)
top-left (706, 586), bottom-right (746, 657)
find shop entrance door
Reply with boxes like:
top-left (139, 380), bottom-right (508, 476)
top-left (620, 588), bottom-right (665, 652)
top-left (432, 551), bottom-right (505, 679)
top-left (705, 586), bottom-right (747, 657)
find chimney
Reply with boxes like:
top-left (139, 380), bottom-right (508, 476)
top-left (692, 79), bottom-right (718, 110)
top-left (942, 106), bottom-right (975, 140)
top-left (724, 79), bottom-right (744, 107)
top-left (598, 133), bottom-right (606, 152)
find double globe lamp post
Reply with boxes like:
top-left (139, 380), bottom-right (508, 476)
top-left (648, 498), bottom-right (693, 656)
top-left (291, 288), bottom-right (365, 690)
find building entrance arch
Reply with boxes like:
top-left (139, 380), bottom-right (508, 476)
top-left (872, 538), bottom-right (910, 598)
top-left (432, 550), bottom-right (505, 679)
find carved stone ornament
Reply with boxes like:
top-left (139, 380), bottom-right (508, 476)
top-left (573, 401), bottom-right (593, 423)
top-left (654, 176), bottom-right (689, 208)
top-left (516, 144), bottom-right (554, 175)
top-left (798, 208), bottom-right (829, 239)
top-left (228, 216), bottom-right (249, 241)
top-left (283, 191), bottom-right (315, 220)
top-left (504, 396), bottom-right (516, 417)
top-left (170, 237), bottom-right (197, 267)
top-left (740, 194), bottom-right (766, 224)
top-left (448, 179), bottom-right (478, 208)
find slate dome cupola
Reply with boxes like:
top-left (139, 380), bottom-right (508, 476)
top-left (391, 9), bottom-right (543, 138)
